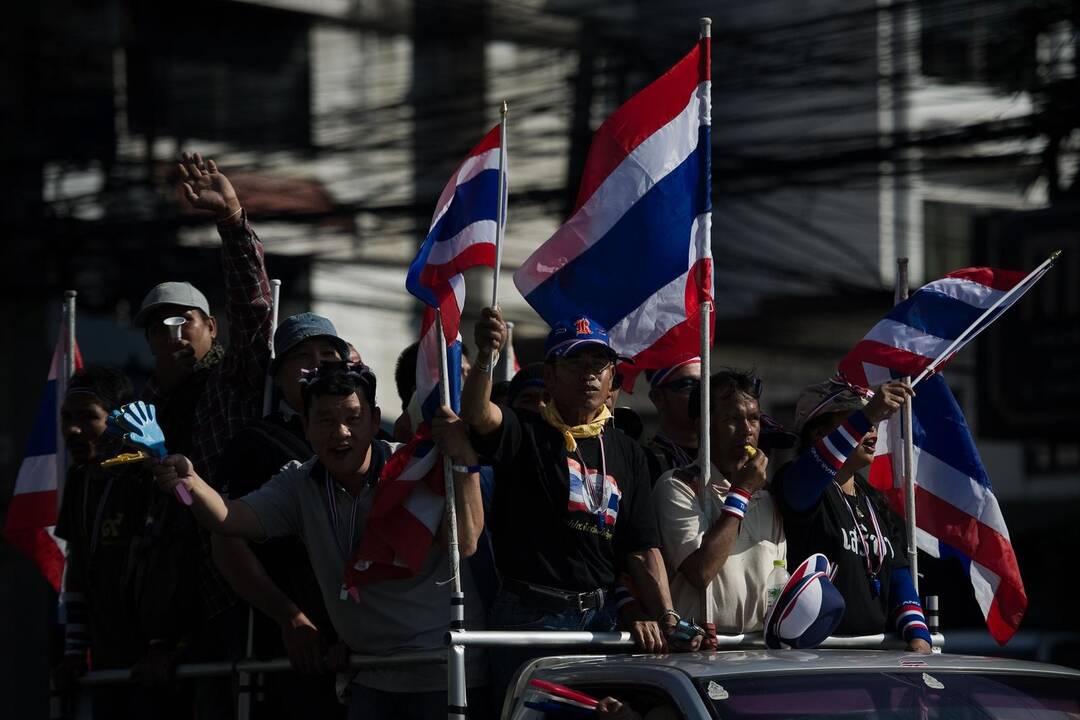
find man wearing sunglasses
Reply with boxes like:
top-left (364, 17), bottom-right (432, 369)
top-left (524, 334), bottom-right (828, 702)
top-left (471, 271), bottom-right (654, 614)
top-left (462, 307), bottom-right (695, 700)
top-left (644, 357), bottom-right (702, 483)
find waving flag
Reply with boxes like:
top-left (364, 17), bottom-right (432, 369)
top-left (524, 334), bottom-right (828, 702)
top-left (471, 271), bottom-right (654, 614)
top-left (871, 375), bottom-right (1026, 645)
top-left (346, 126), bottom-right (504, 592)
top-left (836, 264), bottom-right (1050, 644)
top-left (838, 265), bottom-right (1052, 390)
top-left (514, 36), bottom-right (713, 389)
top-left (3, 329), bottom-right (82, 591)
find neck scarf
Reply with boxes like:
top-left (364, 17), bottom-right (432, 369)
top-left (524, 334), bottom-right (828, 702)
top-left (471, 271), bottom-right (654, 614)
top-left (541, 402), bottom-right (611, 452)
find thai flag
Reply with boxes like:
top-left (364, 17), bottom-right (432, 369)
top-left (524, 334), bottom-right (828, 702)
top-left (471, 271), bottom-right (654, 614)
top-left (407, 124), bottom-right (504, 422)
top-left (513, 36), bottom-right (713, 389)
top-left (345, 126), bottom-right (504, 592)
top-left (2, 329), bottom-right (82, 591)
top-left (838, 266), bottom-right (1048, 390)
top-left (567, 458), bottom-right (621, 526)
top-left (837, 266), bottom-right (1041, 644)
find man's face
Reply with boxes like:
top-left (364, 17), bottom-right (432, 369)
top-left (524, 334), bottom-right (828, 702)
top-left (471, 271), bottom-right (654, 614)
top-left (144, 305), bottom-right (217, 367)
top-left (807, 411), bottom-right (877, 471)
top-left (61, 394), bottom-right (110, 464)
top-left (710, 390), bottom-right (761, 477)
top-left (303, 392), bottom-right (380, 479)
top-left (274, 337), bottom-right (344, 412)
top-left (648, 362), bottom-right (701, 434)
top-left (543, 346), bottom-right (616, 419)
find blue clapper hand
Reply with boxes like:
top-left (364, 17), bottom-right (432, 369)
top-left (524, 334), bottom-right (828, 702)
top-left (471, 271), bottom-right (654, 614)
top-left (107, 401), bottom-right (192, 505)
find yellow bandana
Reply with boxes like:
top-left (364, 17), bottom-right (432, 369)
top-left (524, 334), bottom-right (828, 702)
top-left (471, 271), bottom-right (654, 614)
top-left (541, 403), bottom-right (612, 452)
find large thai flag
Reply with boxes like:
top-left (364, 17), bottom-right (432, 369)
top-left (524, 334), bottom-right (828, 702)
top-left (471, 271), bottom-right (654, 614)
top-left (514, 37), bottom-right (713, 389)
top-left (837, 266), bottom-right (1041, 644)
top-left (3, 329), bottom-right (82, 591)
top-left (345, 126), bottom-right (503, 592)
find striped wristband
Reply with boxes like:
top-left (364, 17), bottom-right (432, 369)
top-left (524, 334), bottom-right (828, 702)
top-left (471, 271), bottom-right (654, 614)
top-left (722, 487), bottom-right (753, 519)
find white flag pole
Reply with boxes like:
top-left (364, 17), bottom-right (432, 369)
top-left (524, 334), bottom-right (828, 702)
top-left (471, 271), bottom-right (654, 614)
top-left (59, 290), bottom-right (77, 504)
top-left (894, 258), bottom-right (919, 593)
top-left (261, 279), bottom-right (282, 418)
top-left (911, 250), bottom-right (1060, 388)
top-left (436, 308), bottom-right (467, 720)
top-left (697, 16), bottom-right (714, 629)
top-left (488, 101), bottom-right (509, 376)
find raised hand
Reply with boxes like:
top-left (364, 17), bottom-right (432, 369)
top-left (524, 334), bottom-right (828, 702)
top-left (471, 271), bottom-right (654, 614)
top-left (474, 306), bottom-right (506, 358)
top-left (178, 152), bottom-right (241, 221)
top-left (865, 380), bottom-right (914, 424)
top-left (149, 454), bottom-right (195, 506)
top-left (431, 406), bottom-right (478, 466)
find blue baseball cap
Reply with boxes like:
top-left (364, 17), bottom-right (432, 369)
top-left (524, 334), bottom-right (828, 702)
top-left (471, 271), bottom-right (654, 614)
top-left (272, 313), bottom-right (350, 371)
top-left (545, 316), bottom-right (626, 361)
top-left (764, 553), bottom-right (846, 650)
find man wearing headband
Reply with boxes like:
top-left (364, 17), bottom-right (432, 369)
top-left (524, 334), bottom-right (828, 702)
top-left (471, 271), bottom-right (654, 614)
top-left (774, 377), bottom-right (931, 653)
top-left (652, 369), bottom-right (786, 634)
top-left (644, 356), bottom-right (701, 482)
top-left (212, 313), bottom-right (350, 717)
top-left (152, 362), bottom-right (492, 718)
top-left (461, 307), bottom-right (693, 700)
top-left (54, 367), bottom-right (202, 715)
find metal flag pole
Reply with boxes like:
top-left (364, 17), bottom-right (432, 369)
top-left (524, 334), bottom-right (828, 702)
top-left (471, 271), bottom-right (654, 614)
top-left (696, 17), bottom-right (715, 630)
top-left (496, 321), bottom-right (516, 383)
top-left (262, 278), bottom-right (282, 417)
top-left (911, 250), bottom-right (1061, 388)
top-left (488, 101), bottom-right (509, 376)
top-left (58, 291), bottom-right (77, 504)
top-left (436, 309), bottom-right (467, 720)
top-left (895, 258), bottom-right (919, 593)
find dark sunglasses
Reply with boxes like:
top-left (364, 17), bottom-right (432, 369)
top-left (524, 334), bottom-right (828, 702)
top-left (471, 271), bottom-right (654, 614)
top-left (657, 377), bottom-right (700, 393)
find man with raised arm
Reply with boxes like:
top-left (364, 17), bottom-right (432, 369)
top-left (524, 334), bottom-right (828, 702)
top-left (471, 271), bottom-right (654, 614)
top-left (152, 363), bottom-right (491, 720)
top-left (460, 307), bottom-right (695, 698)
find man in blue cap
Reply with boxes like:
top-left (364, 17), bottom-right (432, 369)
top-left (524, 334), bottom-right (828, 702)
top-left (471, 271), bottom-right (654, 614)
top-left (212, 313), bottom-right (351, 718)
top-left (461, 306), bottom-right (692, 699)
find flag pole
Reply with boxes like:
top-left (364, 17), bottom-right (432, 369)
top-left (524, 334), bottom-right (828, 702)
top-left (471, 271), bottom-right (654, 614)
top-left (895, 258), bottom-right (918, 594)
top-left (262, 278), bottom-right (282, 417)
top-left (489, 101), bottom-right (509, 376)
top-left (697, 16), bottom-right (714, 628)
top-left (436, 308), bottom-right (467, 720)
top-left (911, 250), bottom-right (1061, 388)
top-left (59, 290), bottom-right (77, 503)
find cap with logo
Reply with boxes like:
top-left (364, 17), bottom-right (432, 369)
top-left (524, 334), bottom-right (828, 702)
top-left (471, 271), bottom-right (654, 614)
top-left (793, 378), bottom-right (873, 435)
top-left (134, 282), bottom-right (211, 327)
top-left (545, 315), bottom-right (627, 361)
top-left (763, 553), bottom-right (846, 650)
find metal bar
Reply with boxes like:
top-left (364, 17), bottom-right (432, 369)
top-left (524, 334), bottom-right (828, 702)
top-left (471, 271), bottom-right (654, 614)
top-left (446, 631), bottom-right (635, 648)
top-left (895, 258), bottom-right (919, 593)
top-left (78, 651), bottom-right (447, 686)
top-left (697, 17), bottom-right (714, 630)
top-left (447, 642), bottom-right (468, 720)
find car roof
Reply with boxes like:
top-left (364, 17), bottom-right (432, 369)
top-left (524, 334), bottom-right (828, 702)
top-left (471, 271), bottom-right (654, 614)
top-left (528, 649), bottom-right (1080, 682)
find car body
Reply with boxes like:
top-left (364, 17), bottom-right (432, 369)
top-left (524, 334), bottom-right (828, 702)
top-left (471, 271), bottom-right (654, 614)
top-left (505, 649), bottom-right (1080, 718)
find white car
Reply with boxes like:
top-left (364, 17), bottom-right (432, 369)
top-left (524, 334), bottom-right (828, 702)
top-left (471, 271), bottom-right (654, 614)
top-left (504, 649), bottom-right (1080, 718)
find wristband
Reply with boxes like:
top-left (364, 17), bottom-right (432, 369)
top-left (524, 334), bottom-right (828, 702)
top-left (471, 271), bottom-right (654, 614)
top-left (722, 486), bottom-right (752, 520)
top-left (474, 355), bottom-right (496, 373)
top-left (217, 206), bottom-right (243, 224)
top-left (451, 464), bottom-right (482, 474)
top-left (658, 609), bottom-right (680, 625)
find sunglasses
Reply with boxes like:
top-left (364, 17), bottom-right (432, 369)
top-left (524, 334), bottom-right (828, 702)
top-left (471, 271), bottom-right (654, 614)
top-left (657, 377), bottom-right (700, 393)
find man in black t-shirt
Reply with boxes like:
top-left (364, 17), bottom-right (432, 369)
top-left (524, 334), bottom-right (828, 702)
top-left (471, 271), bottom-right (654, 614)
top-left (461, 307), bottom-right (693, 692)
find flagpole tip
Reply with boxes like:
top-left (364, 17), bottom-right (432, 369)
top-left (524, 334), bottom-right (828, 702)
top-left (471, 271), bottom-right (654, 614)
top-left (271, 278), bottom-right (282, 288)
top-left (699, 17), bottom-right (712, 36)
top-left (1050, 249), bottom-right (1062, 261)
top-left (501, 100), bottom-right (508, 116)
top-left (64, 290), bottom-right (77, 299)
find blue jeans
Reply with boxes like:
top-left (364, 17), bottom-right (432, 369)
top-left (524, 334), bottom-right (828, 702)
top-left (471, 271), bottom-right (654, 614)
top-left (487, 589), bottom-right (616, 710)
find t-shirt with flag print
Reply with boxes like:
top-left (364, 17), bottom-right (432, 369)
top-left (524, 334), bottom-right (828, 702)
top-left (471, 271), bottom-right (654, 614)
top-left (474, 406), bottom-right (660, 593)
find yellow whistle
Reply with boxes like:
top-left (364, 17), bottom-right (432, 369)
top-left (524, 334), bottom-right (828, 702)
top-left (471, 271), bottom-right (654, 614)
top-left (101, 450), bottom-right (150, 468)
top-left (744, 445), bottom-right (757, 458)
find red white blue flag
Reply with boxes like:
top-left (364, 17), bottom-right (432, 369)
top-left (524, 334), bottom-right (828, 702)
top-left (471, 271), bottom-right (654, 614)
top-left (838, 266), bottom-right (1044, 644)
top-left (346, 126), bottom-right (504, 592)
top-left (3, 328), bottom-right (82, 591)
top-left (514, 37), bottom-right (713, 389)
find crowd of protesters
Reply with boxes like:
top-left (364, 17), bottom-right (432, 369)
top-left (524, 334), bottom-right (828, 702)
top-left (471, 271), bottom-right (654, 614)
top-left (48, 155), bottom-right (932, 720)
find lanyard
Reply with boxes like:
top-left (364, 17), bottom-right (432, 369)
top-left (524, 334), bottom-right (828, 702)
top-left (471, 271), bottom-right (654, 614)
top-left (833, 482), bottom-right (886, 590)
top-left (325, 469), bottom-right (364, 562)
top-left (572, 432), bottom-right (609, 527)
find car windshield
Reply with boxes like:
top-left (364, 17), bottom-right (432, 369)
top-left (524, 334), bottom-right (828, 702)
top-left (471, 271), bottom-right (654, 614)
top-left (699, 671), bottom-right (1080, 719)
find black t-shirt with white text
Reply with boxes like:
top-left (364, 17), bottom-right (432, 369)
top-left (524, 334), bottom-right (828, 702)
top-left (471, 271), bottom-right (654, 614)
top-left (776, 468), bottom-right (908, 636)
top-left (474, 406), bottom-right (660, 593)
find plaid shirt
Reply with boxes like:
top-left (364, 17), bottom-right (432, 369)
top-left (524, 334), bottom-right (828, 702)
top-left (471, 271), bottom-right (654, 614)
top-left (144, 211), bottom-right (273, 616)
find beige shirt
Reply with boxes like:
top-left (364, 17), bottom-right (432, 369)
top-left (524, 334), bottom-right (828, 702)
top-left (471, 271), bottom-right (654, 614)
top-left (653, 464), bottom-right (786, 633)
